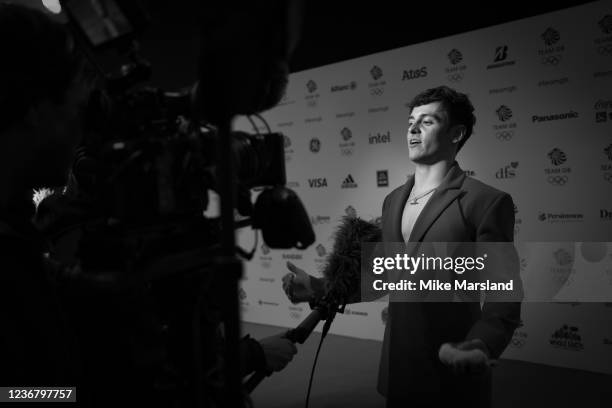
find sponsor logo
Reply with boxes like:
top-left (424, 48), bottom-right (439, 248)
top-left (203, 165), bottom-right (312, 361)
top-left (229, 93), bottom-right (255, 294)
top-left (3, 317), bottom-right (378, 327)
top-left (289, 306), bottom-right (303, 320)
top-left (513, 204), bottom-right (523, 236)
top-left (542, 27), bottom-right (561, 46)
top-left (286, 181), bottom-right (300, 188)
top-left (487, 45), bottom-right (516, 69)
top-left (339, 127), bottom-right (356, 156)
top-left (464, 169), bottom-right (476, 177)
top-left (538, 77), bottom-right (569, 87)
top-left (496, 130), bottom-right (514, 141)
top-left (306, 80), bottom-right (317, 93)
top-left (545, 148), bottom-right (571, 185)
top-left (344, 308), bottom-right (369, 317)
top-left (368, 106), bottom-right (389, 114)
top-left (277, 121), bottom-right (294, 128)
top-left (402, 66), bottom-right (428, 80)
top-left (489, 86), bottom-right (517, 94)
top-left (304, 116), bottom-right (322, 123)
top-left (282, 254), bottom-right (303, 260)
top-left (448, 48), bottom-right (463, 65)
top-left (259, 277), bottom-right (275, 283)
top-left (496, 105), bottom-right (513, 122)
top-left (444, 49), bottom-right (467, 83)
top-left (495, 162), bottom-right (518, 179)
top-left (341, 174), bottom-right (358, 189)
top-left (595, 99), bottom-right (612, 123)
top-left (554, 248), bottom-right (574, 266)
top-left (550, 325), bottom-right (584, 351)
top-left (316, 244), bottom-right (327, 258)
top-left (368, 131), bottom-right (391, 144)
top-left (510, 330), bottom-right (528, 348)
top-left (261, 243), bottom-right (270, 255)
top-left (308, 178), bottom-right (328, 188)
top-left (548, 148), bottom-right (567, 166)
top-left (335, 111), bottom-right (355, 118)
top-left (331, 81), bottom-right (357, 92)
top-left (368, 65), bottom-right (386, 97)
top-left (284, 135), bottom-right (294, 162)
top-left (345, 205), bottom-right (357, 218)
top-left (593, 16), bottom-right (612, 57)
top-left (538, 212), bottom-right (584, 223)
top-left (532, 111), bottom-right (579, 123)
top-left (239, 288), bottom-right (247, 301)
top-left (601, 209), bottom-right (612, 220)
top-left (311, 215), bottom-right (331, 225)
top-left (309, 137), bottom-right (321, 153)
top-left (377, 170), bottom-right (389, 187)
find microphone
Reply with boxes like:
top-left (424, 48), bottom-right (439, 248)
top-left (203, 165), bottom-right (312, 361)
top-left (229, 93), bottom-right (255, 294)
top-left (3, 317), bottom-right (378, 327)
top-left (321, 216), bottom-right (382, 303)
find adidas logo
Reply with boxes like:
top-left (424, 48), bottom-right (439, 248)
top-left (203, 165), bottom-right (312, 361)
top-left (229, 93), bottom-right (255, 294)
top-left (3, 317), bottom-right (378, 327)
top-left (341, 174), bottom-right (358, 189)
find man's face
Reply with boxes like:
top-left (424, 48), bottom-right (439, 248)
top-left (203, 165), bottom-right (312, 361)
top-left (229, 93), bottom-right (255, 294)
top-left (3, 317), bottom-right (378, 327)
top-left (406, 101), bottom-right (459, 164)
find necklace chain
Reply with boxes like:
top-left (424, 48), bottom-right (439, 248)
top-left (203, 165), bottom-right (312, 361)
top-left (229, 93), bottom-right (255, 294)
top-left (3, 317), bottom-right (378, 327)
top-left (408, 188), bottom-right (436, 205)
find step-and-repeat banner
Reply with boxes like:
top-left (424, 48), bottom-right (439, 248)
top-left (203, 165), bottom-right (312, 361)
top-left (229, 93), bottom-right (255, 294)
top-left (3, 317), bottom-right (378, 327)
top-left (235, 1), bottom-right (612, 374)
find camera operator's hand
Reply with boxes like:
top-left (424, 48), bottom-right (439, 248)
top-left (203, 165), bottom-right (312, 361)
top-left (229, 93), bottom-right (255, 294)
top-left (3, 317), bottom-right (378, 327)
top-left (282, 261), bottom-right (317, 304)
top-left (438, 339), bottom-right (494, 375)
top-left (258, 332), bottom-right (297, 372)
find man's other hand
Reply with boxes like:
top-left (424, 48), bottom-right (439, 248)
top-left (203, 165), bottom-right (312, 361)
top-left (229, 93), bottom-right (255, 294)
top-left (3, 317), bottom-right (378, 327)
top-left (258, 332), bottom-right (297, 372)
top-left (281, 261), bottom-right (315, 304)
top-left (438, 339), bottom-right (494, 375)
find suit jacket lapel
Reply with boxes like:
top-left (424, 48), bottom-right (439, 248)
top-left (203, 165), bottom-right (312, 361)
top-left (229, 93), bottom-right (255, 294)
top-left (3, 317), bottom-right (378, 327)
top-left (406, 162), bottom-right (466, 243)
top-left (386, 177), bottom-right (413, 241)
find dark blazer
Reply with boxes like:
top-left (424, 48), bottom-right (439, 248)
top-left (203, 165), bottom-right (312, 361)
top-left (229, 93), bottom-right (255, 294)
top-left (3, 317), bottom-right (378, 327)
top-left (374, 162), bottom-right (523, 406)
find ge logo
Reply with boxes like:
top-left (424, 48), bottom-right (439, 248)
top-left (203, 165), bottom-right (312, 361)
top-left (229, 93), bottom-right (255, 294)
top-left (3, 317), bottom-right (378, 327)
top-left (541, 55), bottom-right (562, 66)
top-left (547, 175), bottom-right (568, 185)
top-left (496, 130), bottom-right (514, 141)
top-left (597, 44), bottom-right (612, 56)
top-left (604, 172), bottom-right (612, 183)
top-left (510, 338), bottom-right (526, 348)
top-left (370, 87), bottom-right (384, 96)
top-left (447, 73), bottom-right (464, 83)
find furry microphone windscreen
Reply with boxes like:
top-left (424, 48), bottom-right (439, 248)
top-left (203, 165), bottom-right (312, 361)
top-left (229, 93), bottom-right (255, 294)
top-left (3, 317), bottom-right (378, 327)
top-left (322, 216), bottom-right (382, 302)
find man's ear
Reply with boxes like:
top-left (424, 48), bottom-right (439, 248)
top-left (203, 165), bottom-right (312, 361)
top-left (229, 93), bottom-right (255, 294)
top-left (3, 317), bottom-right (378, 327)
top-left (451, 125), bottom-right (466, 145)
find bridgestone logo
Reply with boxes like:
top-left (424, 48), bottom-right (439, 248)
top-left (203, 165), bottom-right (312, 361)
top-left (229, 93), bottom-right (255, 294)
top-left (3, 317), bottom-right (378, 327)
top-left (532, 111), bottom-right (578, 122)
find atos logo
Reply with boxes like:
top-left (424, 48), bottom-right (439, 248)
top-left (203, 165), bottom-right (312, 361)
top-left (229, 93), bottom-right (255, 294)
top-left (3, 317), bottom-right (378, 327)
top-left (496, 105), bottom-right (513, 122)
top-left (306, 80), bottom-right (317, 93)
top-left (548, 148), bottom-right (567, 166)
top-left (448, 49), bottom-right (463, 65)
top-left (315, 244), bottom-right (327, 258)
top-left (605, 144), bottom-right (612, 161)
top-left (599, 15), bottom-right (612, 35)
top-left (370, 65), bottom-right (383, 80)
top-left (341, 127), bottom-right (352, 141)
top-left (308, 178), bottom-right (328, 188)
top-left (402, 66), bottom-right (428, 80)
top-left (542, 27), bottom-right (561, 46)
top-left (494, 45), bottom-right (508, 62)
top-left (310, 137), bottom-right (321, 153)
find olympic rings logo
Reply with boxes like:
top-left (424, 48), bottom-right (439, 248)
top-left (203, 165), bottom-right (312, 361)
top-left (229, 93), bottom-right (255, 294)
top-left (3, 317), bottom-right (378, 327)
top-left (447, 73), bottom-right (464, 82)
top-left (496, 130), bottom-right (514, 141)
top-left (370, 87), bottom-right (384, 96)
top-left (604, 172), bottom-right (612, 183)
top-left (541, 55), bottom-right (562, 66)
top-left (548, 175), bottom-right (568, 185)
top-left (510, 338), bottom-right (526, 348)
top-left (597, 45), bottom-right (612, 56)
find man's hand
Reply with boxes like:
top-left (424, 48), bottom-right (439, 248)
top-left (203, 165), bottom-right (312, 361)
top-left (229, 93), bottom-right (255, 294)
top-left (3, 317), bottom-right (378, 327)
top-left (258, 332), bottom-right (297, 372)
top-left (438, 339), bottom-right (494, 375)
top-left (281, 261), bottom-right (315, 304)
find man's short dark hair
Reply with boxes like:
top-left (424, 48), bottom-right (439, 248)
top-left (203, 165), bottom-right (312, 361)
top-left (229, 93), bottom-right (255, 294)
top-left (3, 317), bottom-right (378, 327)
top-left (407, 86), bottom-right (476, 152)
top-left (0, 4), bottom-right (82, 132)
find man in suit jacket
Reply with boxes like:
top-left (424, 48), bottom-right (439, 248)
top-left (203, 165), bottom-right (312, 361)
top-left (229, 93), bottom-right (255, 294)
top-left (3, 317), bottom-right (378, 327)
top-left (283, 86), bottom-right (522, 407)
